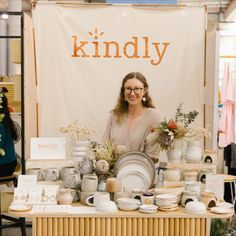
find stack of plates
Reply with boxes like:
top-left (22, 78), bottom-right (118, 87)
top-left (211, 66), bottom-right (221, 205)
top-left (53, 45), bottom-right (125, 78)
top-left (155, 194), bottom-right (178, 211)
top-left (114, 151), bottom-right (155, 192)
top-left (139, 204), bottom-right (158, 214)
top-left (152, 186), bottom-right (184, 204)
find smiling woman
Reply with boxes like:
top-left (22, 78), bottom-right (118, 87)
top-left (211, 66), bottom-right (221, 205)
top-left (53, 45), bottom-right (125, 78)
top-left (102, 72), bottom-right (160, 161)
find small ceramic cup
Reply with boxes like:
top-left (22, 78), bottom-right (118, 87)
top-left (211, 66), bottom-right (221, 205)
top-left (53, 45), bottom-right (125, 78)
top-left (81, 174), bottom-right (98, 192)
top-left (106, 178), bottom-right (123, 193)
top-left (63, 173), bottom-right (81, 189)
top-left (141, 195), bottom-right (155, 205)
top-left (60, 166), bottom-right (79, 181)
top-left (26, 168), bottom-right (44, 181)
top-left (44, 168), bottom-right (60, 181)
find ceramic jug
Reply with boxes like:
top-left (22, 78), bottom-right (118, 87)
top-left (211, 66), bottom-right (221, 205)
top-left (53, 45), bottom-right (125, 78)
top-left (58, 189), bottom-right (73, 205)
top-left (185, 140), bottom-right (203, 163)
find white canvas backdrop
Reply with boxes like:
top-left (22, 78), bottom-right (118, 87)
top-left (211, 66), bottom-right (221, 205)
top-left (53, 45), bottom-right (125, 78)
top-left (33, 3), bottom-right (206, 142)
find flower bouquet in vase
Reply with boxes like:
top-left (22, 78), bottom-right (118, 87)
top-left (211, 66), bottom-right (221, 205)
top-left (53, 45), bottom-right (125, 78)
top-left (147, 103), bottom-right (199, 163)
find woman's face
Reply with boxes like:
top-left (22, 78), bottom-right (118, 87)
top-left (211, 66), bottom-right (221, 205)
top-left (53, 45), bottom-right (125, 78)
top-left (124, 78), bottom-right (145, 106)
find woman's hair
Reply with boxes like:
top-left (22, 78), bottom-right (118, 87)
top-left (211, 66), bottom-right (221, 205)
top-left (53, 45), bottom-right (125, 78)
top-left (0, 87), bottom-right (18, 141)
top-left (113, 72), bottom-right (155, 122)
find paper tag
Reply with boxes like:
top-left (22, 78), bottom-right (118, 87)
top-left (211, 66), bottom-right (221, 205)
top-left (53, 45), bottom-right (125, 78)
top-left (30, 137), bottom-right (66, 159)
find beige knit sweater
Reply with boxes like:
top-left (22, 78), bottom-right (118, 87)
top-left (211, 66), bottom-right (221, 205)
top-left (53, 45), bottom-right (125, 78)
top-left (102, 108), bottom-right (160, 160)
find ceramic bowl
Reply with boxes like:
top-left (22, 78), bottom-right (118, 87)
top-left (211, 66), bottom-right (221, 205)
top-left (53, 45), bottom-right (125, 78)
top-left (185, 201), bottom-right (206, 214)
top-left (117, 198), bottom-right (141, 211)
top-left (139, 204), bottom-right (158, 211)
top-left (96, 200), bottom-right (118, 213)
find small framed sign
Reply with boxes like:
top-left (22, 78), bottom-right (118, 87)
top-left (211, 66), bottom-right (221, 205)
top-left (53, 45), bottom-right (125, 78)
top-left (30, 137), bottom-right (66, 160)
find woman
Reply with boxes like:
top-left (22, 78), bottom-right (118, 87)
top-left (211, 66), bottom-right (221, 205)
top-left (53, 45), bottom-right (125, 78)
top-left (0, 87), bottom-right (18, 177)
top-left (103, 72), bottom-right (160, 161)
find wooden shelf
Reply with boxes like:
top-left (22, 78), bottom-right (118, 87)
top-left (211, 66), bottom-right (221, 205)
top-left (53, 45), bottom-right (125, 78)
top-left (167, 162), bottom-right (217, 174)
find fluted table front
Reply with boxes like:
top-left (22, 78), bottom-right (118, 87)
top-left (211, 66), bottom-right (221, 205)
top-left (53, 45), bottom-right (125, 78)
top-left (9, 207), bottom-right (232, 236)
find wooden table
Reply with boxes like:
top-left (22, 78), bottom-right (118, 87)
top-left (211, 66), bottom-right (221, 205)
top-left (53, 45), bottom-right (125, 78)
top-left (217, 174), bottom-right (236, 204)
top-left (9, 207), bottom-right (233, 236)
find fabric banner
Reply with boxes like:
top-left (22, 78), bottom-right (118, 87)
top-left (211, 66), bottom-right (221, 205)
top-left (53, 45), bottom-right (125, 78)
top-left (33, 3), bottom-right (206, 141)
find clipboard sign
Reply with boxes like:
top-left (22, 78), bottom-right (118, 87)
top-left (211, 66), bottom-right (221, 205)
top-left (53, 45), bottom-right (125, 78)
top-left (30, 137), bottom-right (66, 160)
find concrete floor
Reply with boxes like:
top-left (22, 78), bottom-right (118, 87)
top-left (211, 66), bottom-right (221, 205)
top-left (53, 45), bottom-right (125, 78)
top-left (1, 226), bottom-right (32, 236)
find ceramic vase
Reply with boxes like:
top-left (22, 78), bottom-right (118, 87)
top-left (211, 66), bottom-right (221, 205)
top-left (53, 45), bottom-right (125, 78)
top-left (166, 138), bottom-right (184, 163)
top-left (71, 140), bottom-right (91, 162)
top-left (185, 140), bottom-right (202, 163)
top-left (79, 157), bottom-right (93, 176)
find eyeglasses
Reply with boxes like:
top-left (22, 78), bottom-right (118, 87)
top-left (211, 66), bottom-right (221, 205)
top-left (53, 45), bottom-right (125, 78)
top-left (124, 87), bottom-right (143, 94)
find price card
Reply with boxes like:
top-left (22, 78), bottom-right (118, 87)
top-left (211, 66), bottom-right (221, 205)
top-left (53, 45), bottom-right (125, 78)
top-left (31, 205), bottom-right (45, 213)
top-left (28, 186), bottom-right (43, 204)
top-left (206, 174), bottom-right (224, 200)
top-left (30, 137), bottom-right (66, 159)
top-left (18, 175), bottom-right (37, 187)
top-left (13, 187), bottom-right (29, 204)
top-left (44, 205), bottom-right (59, 213)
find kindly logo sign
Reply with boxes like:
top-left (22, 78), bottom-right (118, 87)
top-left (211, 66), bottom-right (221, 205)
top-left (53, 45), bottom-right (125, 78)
top-left (71, 28), bottom-right (170, 66)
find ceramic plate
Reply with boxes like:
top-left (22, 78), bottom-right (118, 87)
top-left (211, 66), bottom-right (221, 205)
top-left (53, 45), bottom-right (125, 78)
top-left (114, 151), bottom-right (155, 189)
top-left (156, 194), bottom-right (177, 200)
top-left (185, 210), bottom-right (207, 214)
top-left (210, 207), bottom-right (234, 214)
top-left (115, 151), bottom-right (154, 169)
top-left (117, 171), bottom-right (149, 191)
top-left (117, 164), bottom-right (152, 186)
top-left (139, 204), bottom-right (158, 211)
top-left (216, 202), bottom-right (233, 209)
top-left (9, 204), bottom-right (32, 212)
top-left (117, 158), bottom-right (154, 173)
top-left (159, 206), bottom-right (178, 212)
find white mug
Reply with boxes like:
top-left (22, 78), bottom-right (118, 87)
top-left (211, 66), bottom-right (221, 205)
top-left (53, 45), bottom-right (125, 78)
top-left (86, 192), bottom-right (110, 208)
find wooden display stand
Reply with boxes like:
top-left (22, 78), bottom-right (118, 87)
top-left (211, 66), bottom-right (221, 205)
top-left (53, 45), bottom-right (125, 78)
top-left (9, 207), bottom-right (233, 236)
top-left (167, 162), bottom-right (217, 174)
top-left (166, 150), bottom-right (218, 174)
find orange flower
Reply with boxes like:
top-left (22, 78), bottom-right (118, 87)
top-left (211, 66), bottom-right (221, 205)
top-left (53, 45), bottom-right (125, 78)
top-left (168, 120), bottom-right (177, 129)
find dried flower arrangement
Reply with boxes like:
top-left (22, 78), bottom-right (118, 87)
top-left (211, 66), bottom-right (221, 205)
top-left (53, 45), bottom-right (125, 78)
top-left (59, 119), bottom-right (95, 143)
top-left (90, 141), bottom-right (126, 175)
